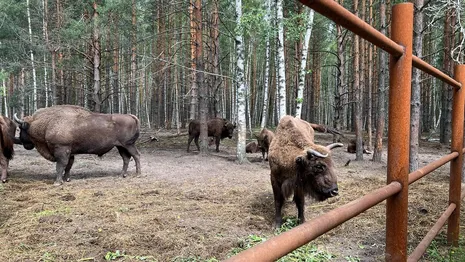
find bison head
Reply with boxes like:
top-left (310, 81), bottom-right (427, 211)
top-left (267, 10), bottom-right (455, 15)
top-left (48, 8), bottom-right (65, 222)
top-left (222, 121), bottom-right (236, 139)
top-left (13, 114), bottom-right (35, 150)
top-left (295, 143), bottom-right (343, 201)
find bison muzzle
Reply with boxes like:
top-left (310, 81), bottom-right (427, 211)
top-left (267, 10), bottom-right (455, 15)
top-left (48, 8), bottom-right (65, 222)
top-left (14, 105), bottom-right (141, 185)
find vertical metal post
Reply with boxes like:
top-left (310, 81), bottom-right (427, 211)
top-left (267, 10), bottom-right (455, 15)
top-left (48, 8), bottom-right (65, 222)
top-left (386, 3), bottom-right (413, 262)
top-left (448, 65), bottom-right (465, 245)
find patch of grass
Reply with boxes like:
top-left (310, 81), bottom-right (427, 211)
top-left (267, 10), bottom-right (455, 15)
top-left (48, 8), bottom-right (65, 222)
top-left (228, 216), bottom-right (338, 261)
top-left (34, 207), bottom-right (71, 218)
top-left (104, 250), bottom-right (157, 261)
top-left (172, 256), bottom-right (219, 262)
top-left (425, 236), bottom-right (465, 261)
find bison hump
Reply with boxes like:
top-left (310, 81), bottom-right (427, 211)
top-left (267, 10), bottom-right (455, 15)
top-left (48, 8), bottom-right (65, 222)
top-left (274, 116), bottom-right (315, 149)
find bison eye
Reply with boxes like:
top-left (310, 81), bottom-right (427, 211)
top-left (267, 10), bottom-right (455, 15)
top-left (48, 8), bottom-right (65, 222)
top-left (296, 156), bottom-right (304, 166)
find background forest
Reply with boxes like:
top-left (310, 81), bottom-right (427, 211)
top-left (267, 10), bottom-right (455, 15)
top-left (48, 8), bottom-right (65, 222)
top-left (0, 0), bottom-right (464, 164)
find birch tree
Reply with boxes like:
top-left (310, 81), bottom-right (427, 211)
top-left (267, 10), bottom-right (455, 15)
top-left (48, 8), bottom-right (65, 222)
top-left (276, 0), bottom-right (286, 119)
top-left (235, 0), bottom-right (247, 163)
top-left (295, 8), bottom-right (314, 119)
top-left (26, 0), bottom-right (37, 111)
top-left (260, 0), bottom-right (272, 129)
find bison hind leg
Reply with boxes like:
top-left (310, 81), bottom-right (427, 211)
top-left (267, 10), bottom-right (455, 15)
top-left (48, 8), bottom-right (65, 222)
top-left (124, 145), bottom-right (141, 175)
top-left (63, 155), bottom-right (75, 182)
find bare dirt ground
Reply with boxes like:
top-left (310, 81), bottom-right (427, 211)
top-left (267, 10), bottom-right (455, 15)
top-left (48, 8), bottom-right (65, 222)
top-left (0, 128), bottom-right (462, 261)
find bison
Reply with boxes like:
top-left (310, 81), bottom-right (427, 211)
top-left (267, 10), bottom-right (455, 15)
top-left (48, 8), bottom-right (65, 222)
top-left (187, 118), bottom-right (236, 152)
top-left (268, 116), bottom-right (343, 228)
top-left (246, 141), bottom-right (261, 153)
top-left (14, 105), bottom-right (141, 185)
top-left (0, 116), bottom-right (17, 183)
top-left (347, 139), bottom-right (372, 154)
top-left (257, 128), bottom-right (275, 161)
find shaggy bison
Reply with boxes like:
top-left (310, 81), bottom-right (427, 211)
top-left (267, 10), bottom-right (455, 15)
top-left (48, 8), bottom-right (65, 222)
top-left (257, 128), bottom-right (275, 161)
top-left (347, 139), bottom-right (372, 154)
top-left (246, 141), bottom-right (261, 153)
top-left (187, 118), bottom-right (236, 152)
top-left (0, 116), bottom-right (17, 183)
top-left (14, 105), bottom-right (141, 185)
top-left (268, 116), bottom-right (343, 228)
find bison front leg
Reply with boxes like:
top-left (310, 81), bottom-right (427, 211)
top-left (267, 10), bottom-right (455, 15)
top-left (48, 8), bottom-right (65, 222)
top-left (0, 156), bottom-right (8, 183)
top-left (63, 155), bottom-right (75, 183)
top-left (215, 137), bottom-right (221, 152)
top-left (54, 148), bottom-right (71, 186)
top-left (293, 189), bottom-right (306, 224)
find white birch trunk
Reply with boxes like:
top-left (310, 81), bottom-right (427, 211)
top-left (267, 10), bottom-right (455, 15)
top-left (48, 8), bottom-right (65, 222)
top-left (276, 0), bottom-right (286, 119)
top-left (260, 0), bottom-right (271, 129)
top-left (295, 8), bottom-right (315, 119)
top-left (235, 0), bottom-right (247, 163)
top-left (26, 0), bottom-right (37, 112)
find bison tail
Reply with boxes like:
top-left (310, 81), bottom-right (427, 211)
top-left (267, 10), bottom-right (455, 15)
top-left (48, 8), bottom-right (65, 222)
top-left (0, 118), bottom-right (14, 160)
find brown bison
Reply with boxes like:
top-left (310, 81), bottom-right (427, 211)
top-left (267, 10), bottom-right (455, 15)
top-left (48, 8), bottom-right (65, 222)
top-left (246, 141), bottom-right (261, 153)
top-left (0, 116), bottom-right (17, 183)
top-left (14, 105), bottom-right (141, 185)
top-left (187, 118), bottom-right (236, 152)
top-left (268, 116), bottom-right (343, 228)
top-left (347, 139), bottom-right (372, 154)
top-left (257, 128), bottom-right (275, 161)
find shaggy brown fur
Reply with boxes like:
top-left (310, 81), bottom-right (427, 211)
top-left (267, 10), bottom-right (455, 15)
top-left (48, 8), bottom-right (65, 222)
top-left (187, 118), bottom-right (236, 152)
top-left (0, 116), bottom-right (16, 183)
top-left (257, 128), bottom-right (275, 161)
top-left (14, 105), bottom-right (141, 185)
top-left (347, 139), bottom-right (372, 154)
top-left (246, 141), bottom-right (260, 153)
top-left (268, 116), bottom-right (343, 228)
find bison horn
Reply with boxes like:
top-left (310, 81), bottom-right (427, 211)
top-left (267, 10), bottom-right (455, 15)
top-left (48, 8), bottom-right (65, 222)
top-left (326, 143), bottom-right (344, 150)
top-left (307, 149), bottom-right (328, 158)
top-left (13, 113), bottom-right (24, 125)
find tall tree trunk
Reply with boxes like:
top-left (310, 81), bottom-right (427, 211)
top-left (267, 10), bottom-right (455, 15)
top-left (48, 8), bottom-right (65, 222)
top-left (296, 8), bottom-right (314, 119)
top-left (353, 0), bottom-right (363, 160)
top-left (42, 0), bottom-right (49, 107)
top-left (235, 0), bottom-right (247, 163)
top-left (367, 0), bottom-right (373, 151)
top-left (130, 0), bottom-right (137, 114)
top-left (211, 0), bottom-right (222, 117)
top-left (409, 0), bottom-right (424, 172)
top-left (439, 9), bottom-right (455, 145)
top-left (91, 2), bottom-right (101, 112)
top-left (189, 0), bottom-right (198, 120)
top-left (373, 0), bottom-right (387, 162)
top-left (276, 0), bottom-right (286, 119)
top-left (335, 0), bottom-right (346, 133)
top-left (260, 0), bottom-right (272, 129)
top-left (26, 0), bottom-right (38, 111)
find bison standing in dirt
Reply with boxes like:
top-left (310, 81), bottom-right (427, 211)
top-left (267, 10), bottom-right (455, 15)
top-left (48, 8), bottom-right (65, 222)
top-left (14, 105), bottom-right (141, 185)
top-left (0, 116), bottom-right (17, 183)
top-left (187, 118), bottom-right (236, 152)
top-left (257, 128), bottom-right (275, 161)
top-left (268, 116), bottom-right (343, 228)
top-left (347, 139), bottom-right (372, 154)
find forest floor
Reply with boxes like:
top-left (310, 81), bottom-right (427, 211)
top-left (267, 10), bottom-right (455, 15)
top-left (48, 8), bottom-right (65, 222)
top-left (0, 127), bottom-right (462, 261)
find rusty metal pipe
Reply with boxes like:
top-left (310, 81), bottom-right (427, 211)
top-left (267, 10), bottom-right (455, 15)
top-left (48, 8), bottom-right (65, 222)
top-left (385, 3), bottom-right (413, 262)
top-left (408, 152), bottom-right (458, 185)
top-left (412, 57), bottom-right (461, 89)
top-left (299, 0), bottom-right (403, 57)
top-left (224, 182), bottom-right (402, 262)
top-left (408, 203), bottom-right (456, 262)
top-left (447, 65), bottom-right (465, 245)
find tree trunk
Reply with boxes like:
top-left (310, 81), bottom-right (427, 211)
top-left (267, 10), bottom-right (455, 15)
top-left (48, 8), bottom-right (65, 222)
top-left (367, 0), bottom-right (373, 151)
top-left (189, 0), bottom-right (198, 121)
top-left (373, 0), bottom-right (387, 162)
top-left (296, 8), bottom-right (314, 119)
top-left (42, 0), bottom-right (49, 107)
top-left (235, 0), bottom-right (247, 163)
top-left (130, 0), bottom-right (137, 114)
top-left (276, 0), bottom-right (286, 119)
top-left (260, 0), bottom-right (272, 129)
top-left (211, 0), bottom-right (222, 118)
top-left (409, 0), bottom-right (424, 172)
top-left (26, 0), bottom-right (38, 112)
top-left (91, 1), bottom-right (101, 112)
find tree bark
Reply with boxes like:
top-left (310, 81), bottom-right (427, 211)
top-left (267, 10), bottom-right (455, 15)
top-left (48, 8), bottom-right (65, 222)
top-left (235, 0), bottom-right (247, 163)
top-left (26, 0), bottom-right (38, 111)
top-left (276, 0), bottom-right (286, 119)
top-left (91, 1), bottom-right (101, 112)
top-left (260, 0), bottom-right (272, 129)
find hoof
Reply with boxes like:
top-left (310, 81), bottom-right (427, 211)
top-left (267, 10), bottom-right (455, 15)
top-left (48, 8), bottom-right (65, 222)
top-left (53, 181), bottom-right (63, 186)
top-left (66, 178), bottom-right (71, 182)
top-left (2, 179), bottom-right (7, 183)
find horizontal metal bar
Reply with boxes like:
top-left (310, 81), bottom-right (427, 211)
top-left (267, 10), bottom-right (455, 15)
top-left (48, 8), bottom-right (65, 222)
top-left (300, 0), bottom-right (404, 57)
top-left (224, 182), bottom-right (402, 262)
top-left (412, 56), bottom-right (461, 89)
top-left (407, 203), bottom-right (456, 262)
top-left (408, 152), bottom-right (458, 185)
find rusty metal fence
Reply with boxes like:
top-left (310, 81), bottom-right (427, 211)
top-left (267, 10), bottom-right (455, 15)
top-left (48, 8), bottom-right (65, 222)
top-left (225, 0), bottom-right (465, 261)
